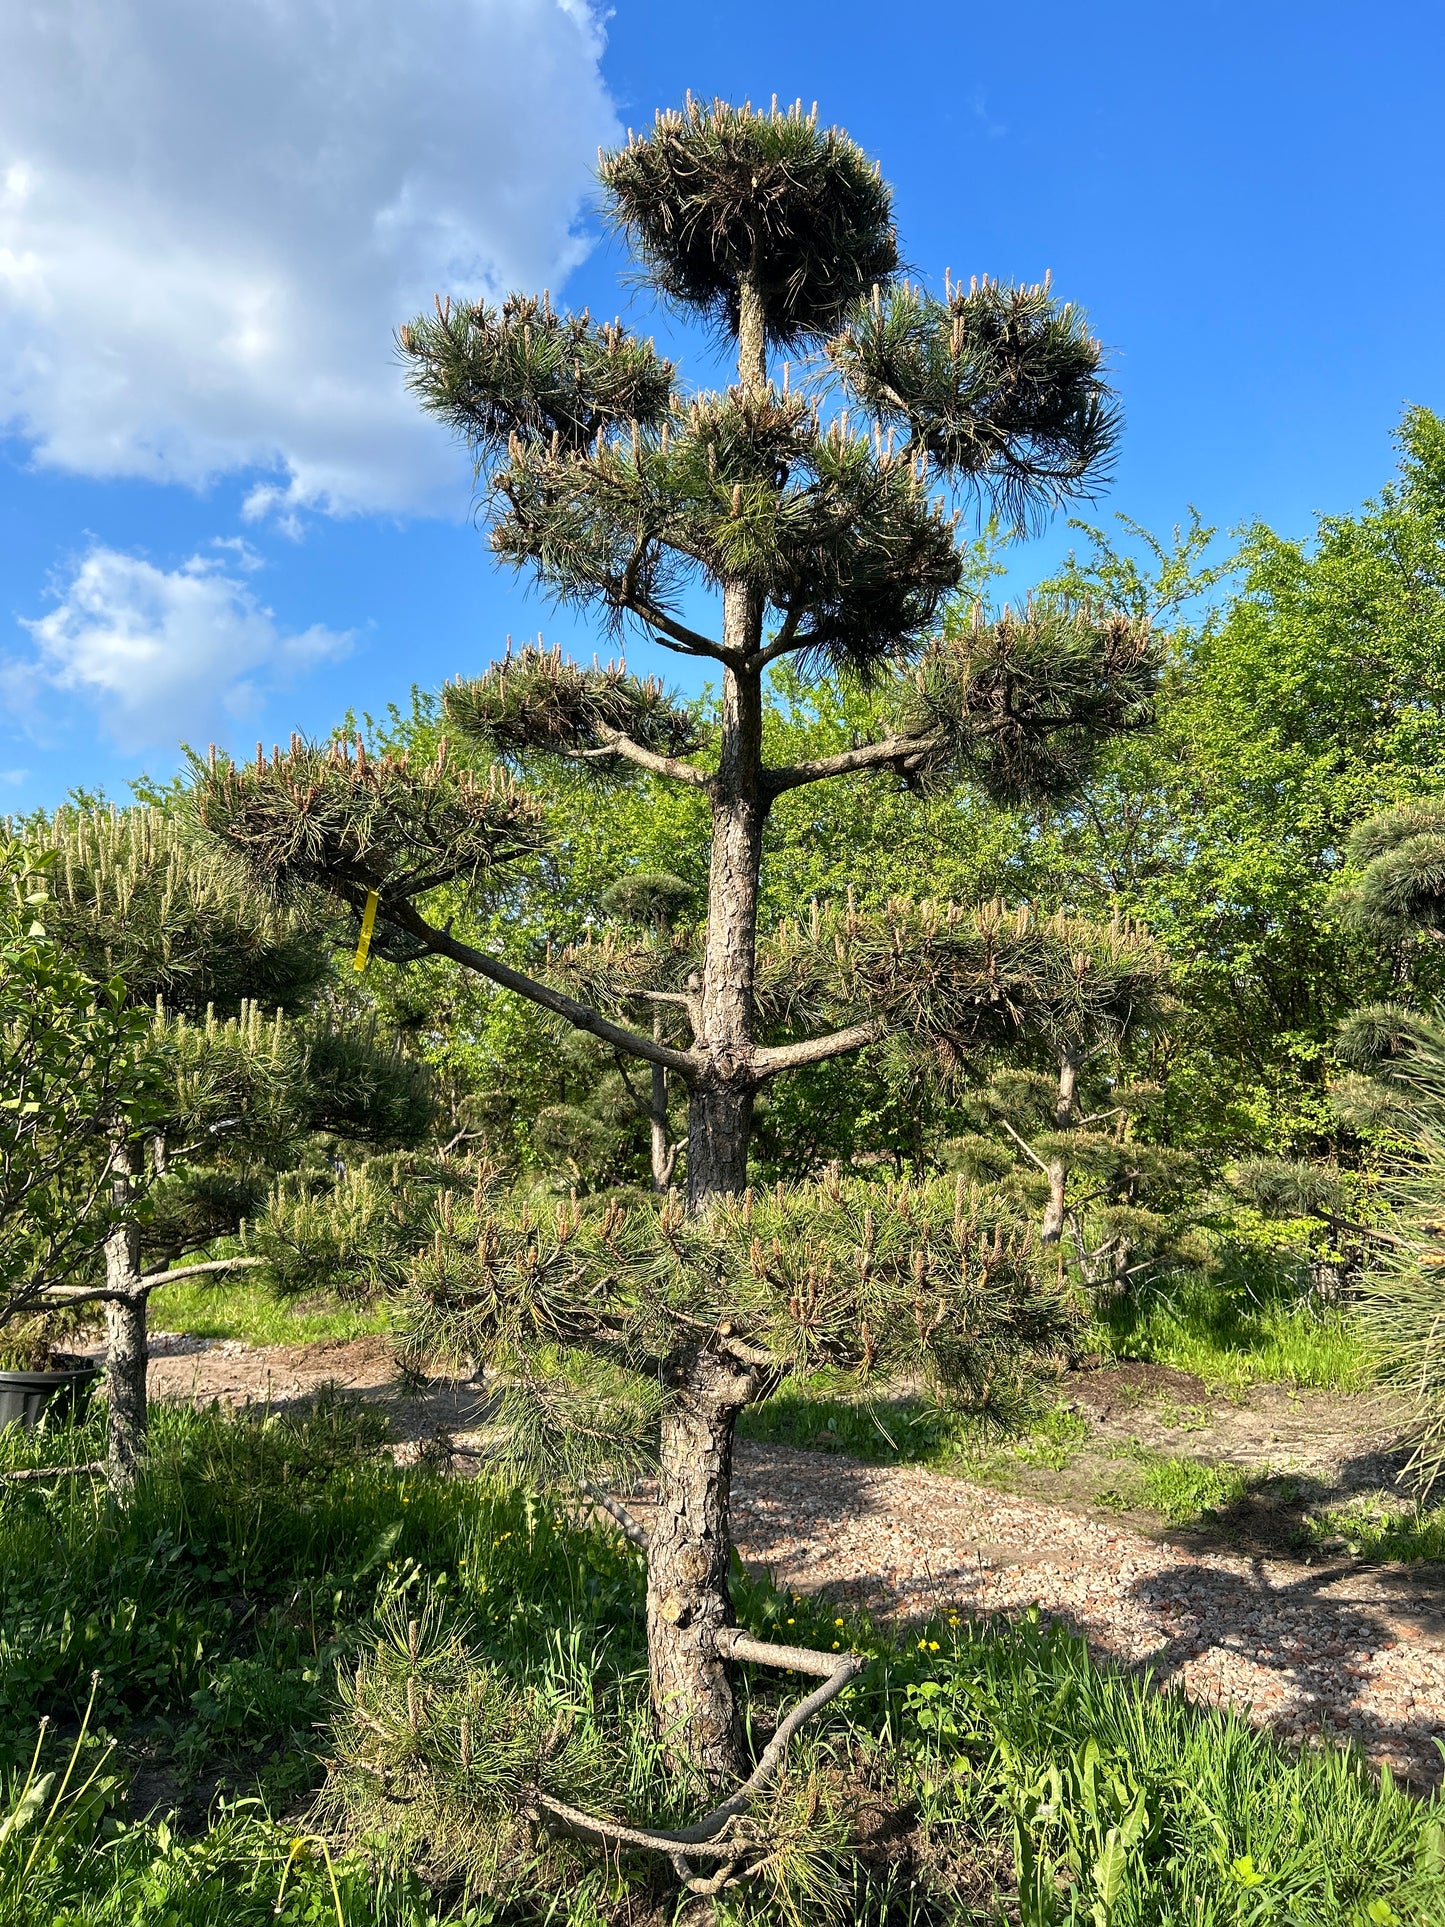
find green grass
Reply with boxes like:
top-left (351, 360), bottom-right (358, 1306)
top-left (147, 1279), bottom-right (391, 1346)
top-left (737, 1383), bottom-right (1090, 1480)
top-left (1091, 1271), bottom-right (1372, 1392)
top-left (3, 1398), bottom-right (1443, 1923)
top-left (1304, 1495), bottom-right (1445, 1564)
top-left (1095, 1445), bottom-right (1256, 1525)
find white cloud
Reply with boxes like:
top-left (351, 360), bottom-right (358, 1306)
top-left (14, 545), bottom-right (352, 751)
top-left (0, 1), bottom-right (618, 516)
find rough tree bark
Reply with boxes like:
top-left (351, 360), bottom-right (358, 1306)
top-left (1040, 1045), bottom-right (1083, 1246)
top-left (101, 1138), bottom-right (148, 1490)
top-left (650, 264), bottom-right (774, 1777)
top-left (647, 1351), bottom-right (761, 1779)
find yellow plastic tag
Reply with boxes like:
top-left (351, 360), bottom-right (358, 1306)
top-left (353, 889), bottom-right (379, 971)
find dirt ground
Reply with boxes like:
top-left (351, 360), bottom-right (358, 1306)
top-left (137, 1333), bottom-right (1445, 1785)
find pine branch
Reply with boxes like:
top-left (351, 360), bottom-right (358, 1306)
top-left (998, 1118), bottom-right (1054, 1177)
top-left (0, 1461), bottom-right (107, 1484)
top-left (139, 1255), bottom-right (269, 1290)
top-left (897, 603), bottom-right (1161, 802)
top-left (587, 726), bottom-right (710, 788)
top-left (601, 100), bottom-right (896, 350)
top-left (622, 593), bottom-right (726, 661)
top-left (387, 899), bottom-right (694, 1076)
top-left (534, 1646), bottom-right (864, 1857)
top-left (192, 737), bottom-right (545, 905)
top-left (26, 1252), bottom-right (269, 1308)
top-left (399, 293), bottom-right (675, 460)
top-left (753, 1020), bottom-right (885, 1077)
top-left (752, 605), bottom-right (805, 669)
top-left (763, 731), bottom-right (947, 796)
top-left (579, 1481), bottom-right (651, 1550)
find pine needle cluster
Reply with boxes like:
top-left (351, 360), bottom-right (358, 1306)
top-left (600, 97), bottom-right (897, 348)
top-left (762, 899), bottom-right (1164, 1063)
top-left (388, 1166), bottom-right (1071, 1488)
top-left (318, 1597), bottom-right (613, 1890)
top-left (828, 276), bottom-right (1118, 528)
top-left (16, 805), bottom-right (329, 1014)
top-left (190, 736), bottom-right (546, 913)
top-left (398, 291), bottom-right (675, 461)
top-left (444, 644), bottom-right (703, 765)
top-left (1342, 800), bottom-right (1445, 939)
top-left (900, 602), bottom-right (1159, 799)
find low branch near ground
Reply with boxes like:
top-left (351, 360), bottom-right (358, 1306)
top-left (34, 1254), bottom-right (268, 1309)
top-left (0, 1460), bottom-right (106, 1483)
top-left (140, 1256), bottom-right (269, 1290)
top-left (579, 1481), bottom-right (651, 1550)
top-left (533, 1634), bottom-right (864, 1890)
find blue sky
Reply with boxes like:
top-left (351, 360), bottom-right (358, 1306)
top-left (1, 0), bottom-right (1442, 810)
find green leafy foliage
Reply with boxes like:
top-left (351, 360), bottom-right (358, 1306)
top-left (0, 842), bottom-right (166, 1318)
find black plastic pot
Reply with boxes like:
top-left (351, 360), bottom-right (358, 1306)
top-left (0, 1359), bottom-right (100, 1430)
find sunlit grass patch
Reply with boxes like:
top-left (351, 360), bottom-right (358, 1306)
top-left (1094, 1443), bottom-right (1255, 1524)
top-left (1305, 1494), bottom-right (1445, 1564)
top-left (5, 1394), bottom-right (1443, 1923)
top-left (1091, 1271), bottom-right (1371, 1392)
top-left (147, 1278), bottom-right (391, 1346)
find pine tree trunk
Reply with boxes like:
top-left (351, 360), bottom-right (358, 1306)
top-left (686, 1078), bottom-right (754, 1207)
top-left (648, 263), bottom-right (770, 1779)
top-left (1040, 1046), bottom-right (1082, 1245)
top-left (685, 621), bottom-right (765, 1212)
top-left (647, 1352), bottom-right (755, 1782)
top-left (104, 1289), bottom-right (149, 1490)
top-left (102, 1138), bottom-right (147, 1491)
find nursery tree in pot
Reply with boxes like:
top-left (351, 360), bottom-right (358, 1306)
top-left (195, 99), bottom-right (1159, 1802)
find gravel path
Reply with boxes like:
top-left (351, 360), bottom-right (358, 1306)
top-left (135, 1336), bottom-right (1445, 1787)
top-left (726, 1441), bottom-right (1445, 1786)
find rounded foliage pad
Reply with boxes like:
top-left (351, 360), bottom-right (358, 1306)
top-left (601, 97), bottom-right (898, 348)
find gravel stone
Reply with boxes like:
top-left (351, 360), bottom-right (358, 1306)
top-left (721, 1441), bottom-right (1445, 1786)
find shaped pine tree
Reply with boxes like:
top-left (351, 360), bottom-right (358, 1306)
top-left (196, 101), bottom-right (1159, 1797)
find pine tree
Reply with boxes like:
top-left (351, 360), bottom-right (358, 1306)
top-left (195, 99), bottom-right (1158, 1799)
top-left (0, 842), bottom-right (163, 1323)
top-left (940, 916), bottom-right (1197, 1296)
top-left (20, 807), bottom-right (432, 1484)
top-left (1234, 800), bottom-right (1445, 1297)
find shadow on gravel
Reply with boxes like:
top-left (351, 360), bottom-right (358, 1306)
top-left (1121, 1551), bottom-right (1445, 1789)
top-left (1161, 1441), bottom-right (1414, 1563)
